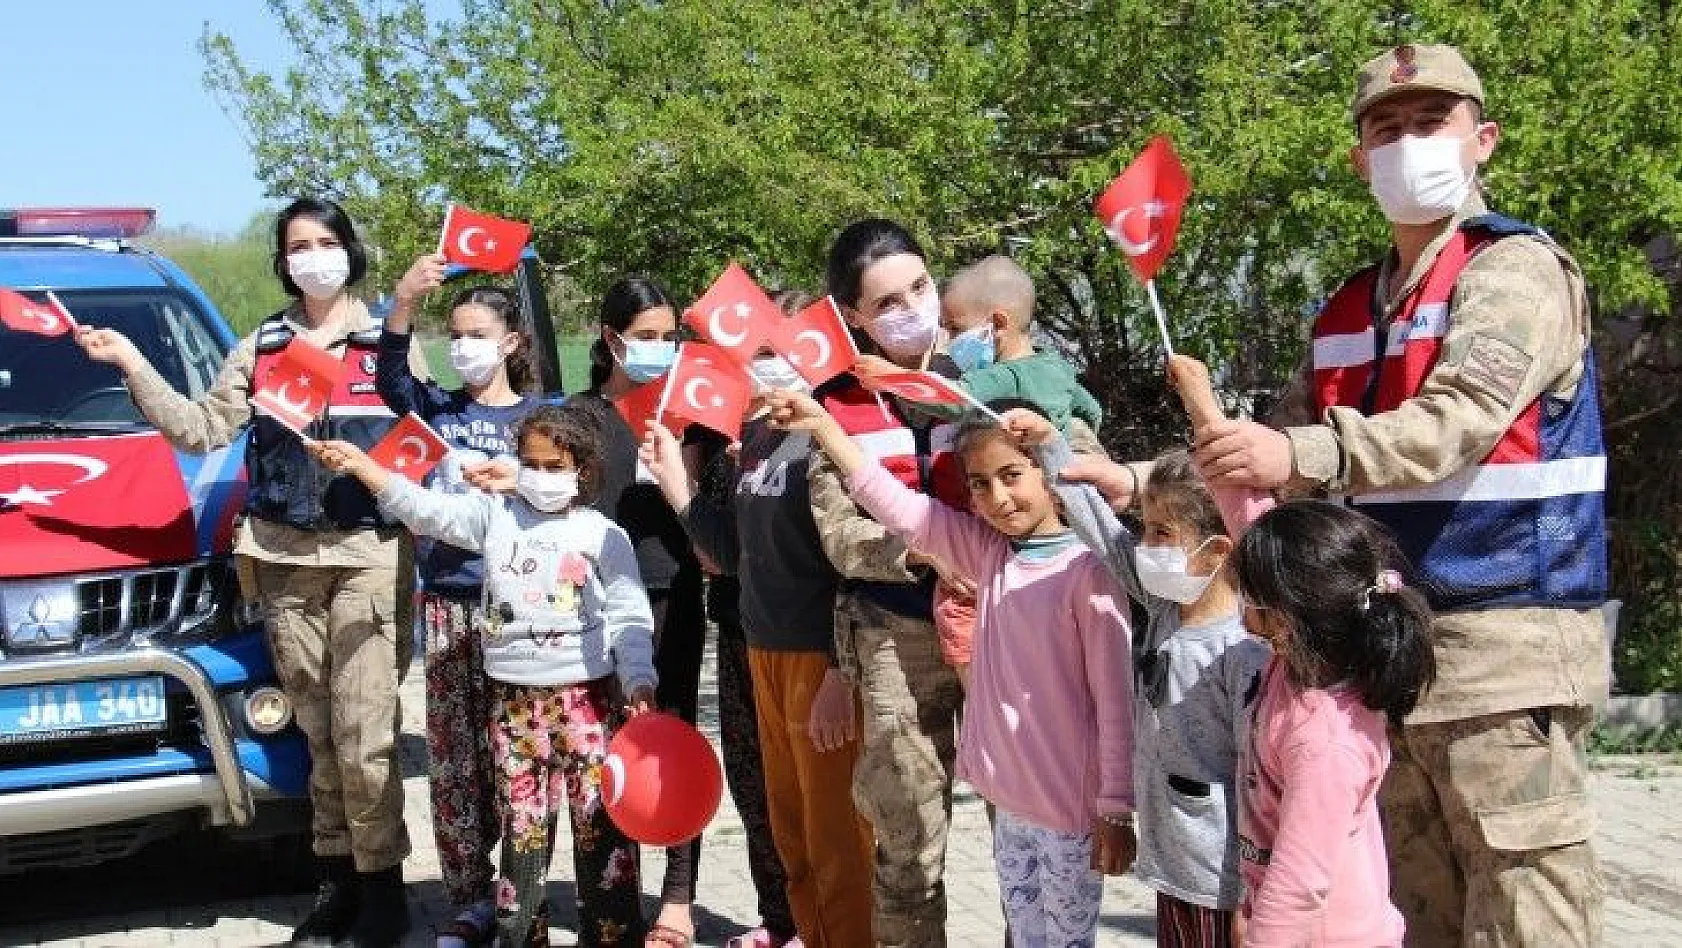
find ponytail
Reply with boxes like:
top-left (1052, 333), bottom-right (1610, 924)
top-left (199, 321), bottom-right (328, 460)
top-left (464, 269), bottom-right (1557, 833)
top-left (1234, 500), bottom-right (1437, 724)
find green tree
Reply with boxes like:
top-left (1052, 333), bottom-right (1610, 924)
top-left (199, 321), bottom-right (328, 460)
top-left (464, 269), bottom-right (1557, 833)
top-left (144, 212), bottom-right (287, 335)
top-left (207, 1), bottom-right (1682, 683)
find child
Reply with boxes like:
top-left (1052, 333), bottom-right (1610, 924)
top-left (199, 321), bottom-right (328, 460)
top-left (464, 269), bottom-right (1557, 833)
top-left (312, 404), bottom-right (656, 948)
top-left (1009, 404), bottom-right (1271, 948)
top-left (377, 254), bottom-right (539, 947)
top-left (1228, 501), bottom-right (1434, 947)
top-left (765, 390), bottom-right (1136, 948)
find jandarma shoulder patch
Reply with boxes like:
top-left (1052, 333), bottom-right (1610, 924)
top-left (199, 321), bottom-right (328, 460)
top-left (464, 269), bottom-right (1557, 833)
top-left (1460, 332), bottom-right (1532, 404)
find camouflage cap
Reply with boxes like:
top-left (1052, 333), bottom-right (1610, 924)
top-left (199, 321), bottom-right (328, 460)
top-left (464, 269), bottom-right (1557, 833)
top-left (1354, 44), bottom-right (1484, 118)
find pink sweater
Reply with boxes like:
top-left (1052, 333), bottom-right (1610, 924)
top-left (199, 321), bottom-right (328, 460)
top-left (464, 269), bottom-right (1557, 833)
top-left (848, 463), bottom-right (1135, 832)
top-left (1238, 660), bottom-right (1403, 948)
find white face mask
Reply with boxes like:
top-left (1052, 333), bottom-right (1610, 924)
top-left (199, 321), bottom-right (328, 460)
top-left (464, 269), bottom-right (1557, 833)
top-left (449, 336), bottom-right (505, 387)
top-left (869, 287), bottom-right (941, 361)
top-left (286, 248), bottom-right (351, 299)
top-left (749, 354), bottom-right (809, 395)
top-left (1135, 537), bottom-right (1221, 605)
top-left (1366, 134), bottom-right (1476, 226)
top-left (516, 469), bottom-right (578, 513)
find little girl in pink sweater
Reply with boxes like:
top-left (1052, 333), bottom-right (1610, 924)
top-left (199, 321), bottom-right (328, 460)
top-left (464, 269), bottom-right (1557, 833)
top-left (767, 390), bottom-right (1135, 948)
top-left (1228, 500), bottom-right (1435, 947)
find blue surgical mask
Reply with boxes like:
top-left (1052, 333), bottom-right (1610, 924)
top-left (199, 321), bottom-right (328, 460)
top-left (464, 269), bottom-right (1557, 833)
top-left (616, 336), bottom-right (677, 383)
top-left (947, 326), bottom-right (996, 373)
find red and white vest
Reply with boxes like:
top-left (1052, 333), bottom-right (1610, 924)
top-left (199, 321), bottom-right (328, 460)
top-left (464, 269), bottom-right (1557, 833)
top-left (1310, 215), bottom-right (1607, 610)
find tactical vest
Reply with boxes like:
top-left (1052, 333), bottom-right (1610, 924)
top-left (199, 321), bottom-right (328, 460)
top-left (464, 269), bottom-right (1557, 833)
top-left (1310, 215), bottom-right (1607, 610)
top-left (244, 313), bottom-right (402, 531)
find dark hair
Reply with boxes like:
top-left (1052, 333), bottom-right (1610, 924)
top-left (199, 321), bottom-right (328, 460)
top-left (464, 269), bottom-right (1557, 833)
top-left (825, 218), bottom-right (926, 307)
top-left (514, 403), bottom-right (604, 505)
top-left (1145, 449), bottom-right (1226, 541)
top-left (590, 275), bottom-right (673, 389)
top-left (448, 286), bottom-right (536, 394)
top-left (769, 288), bottom-right (816, 316)
top-left (1234, 500), bottom-right (1436, 725)
top-left (953, 397), bottom-right (1045, 469)
top-left (271, 197), bottom-right (368, 298)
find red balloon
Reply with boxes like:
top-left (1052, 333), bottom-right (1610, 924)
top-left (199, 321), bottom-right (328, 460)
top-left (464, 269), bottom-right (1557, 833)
top-left (600, 711), bottom-right (723, 846)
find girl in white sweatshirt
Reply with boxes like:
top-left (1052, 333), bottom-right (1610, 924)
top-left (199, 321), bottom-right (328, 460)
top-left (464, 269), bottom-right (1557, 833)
top-left (315, 403), bottom-right (656, 947)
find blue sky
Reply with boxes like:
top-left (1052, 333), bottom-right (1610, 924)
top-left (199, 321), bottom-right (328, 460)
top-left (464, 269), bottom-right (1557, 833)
top-left (3, 4), bottom-right (294, 236)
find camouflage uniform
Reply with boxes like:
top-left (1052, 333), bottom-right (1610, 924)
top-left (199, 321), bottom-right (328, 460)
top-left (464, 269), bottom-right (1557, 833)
top-left (1271, 185), bottom-right (1607, 947)
top-left (126, 302), bottom-right (424, 871)
top-left (811, 449), bottom-right (965, 948)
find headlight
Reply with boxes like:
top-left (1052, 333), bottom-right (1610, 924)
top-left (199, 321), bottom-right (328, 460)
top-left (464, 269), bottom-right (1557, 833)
top-left (244, 687), bottom-right (293, 734)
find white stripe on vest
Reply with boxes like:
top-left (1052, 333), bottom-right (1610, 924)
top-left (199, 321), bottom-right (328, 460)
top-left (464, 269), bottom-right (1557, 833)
top-left (1312, 328), bottom-right (1375, 370)
top-left (1349, 456), bottom-right (1606, 506)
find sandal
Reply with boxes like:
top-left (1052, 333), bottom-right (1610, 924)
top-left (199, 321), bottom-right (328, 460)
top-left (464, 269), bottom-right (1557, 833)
top-left (646, 923), bottom-right (694, 947)
top-left (726, 929), bottom-right (800, 948)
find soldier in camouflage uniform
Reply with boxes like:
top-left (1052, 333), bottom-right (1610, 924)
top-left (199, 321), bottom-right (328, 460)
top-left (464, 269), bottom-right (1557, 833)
top-left (1191, 46), bottom-right (1608, 947)
top-left (79, 198), bottom-right (426, 948)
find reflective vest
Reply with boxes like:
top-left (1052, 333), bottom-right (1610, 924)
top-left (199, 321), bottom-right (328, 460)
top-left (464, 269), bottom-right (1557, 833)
top-left (245, 313), bottom-right (402, 531)
top-left (1310, 215), bottom-right (1607, 610)
top-left (819, 375), bottom-right (969, 618)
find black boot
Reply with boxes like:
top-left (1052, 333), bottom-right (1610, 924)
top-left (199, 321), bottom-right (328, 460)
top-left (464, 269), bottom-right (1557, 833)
top-left (336, 865), bottom-right (411, 948)
top-left (290, 855), bottom-right (359, 946)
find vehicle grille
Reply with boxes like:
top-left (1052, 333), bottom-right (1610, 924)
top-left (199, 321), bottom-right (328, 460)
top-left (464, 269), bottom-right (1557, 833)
top-left (0, 815), bottom-right (186, 874)
top-left (75, 563), bottom-right (217, 643)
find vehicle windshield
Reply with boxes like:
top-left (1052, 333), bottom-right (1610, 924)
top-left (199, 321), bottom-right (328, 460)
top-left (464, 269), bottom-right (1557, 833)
top-left (0, 289), bottom-right (227, 430)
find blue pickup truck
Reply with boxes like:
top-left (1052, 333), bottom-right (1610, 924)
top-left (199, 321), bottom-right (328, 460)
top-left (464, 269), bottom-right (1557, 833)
top-left (0, 207), bottom-right (311, 873)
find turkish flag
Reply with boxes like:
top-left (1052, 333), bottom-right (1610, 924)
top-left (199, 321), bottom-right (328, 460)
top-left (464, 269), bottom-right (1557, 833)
top-left (768, 296), bottom-right (858, 388)
top-left (439, 204), bottom-right (532, 275)
top-left (367, 412), bottom-right (450, 484)
top-left (682, 263), bottom-right (781, 368)
top-left (613, 378), bottom-right (688, 439)
top-left (659, 343), bottom-right (753, 440)
top-left (251, 338), bottom-right (345, 435)
top-left (1095, 135), bottom-right (1192, 283)
top-left (0, 433), bottom-right (197, 575)
top-left (868, 370), bottom-right (971, 408)
top-left (0, 288), bottom-right (75, 337)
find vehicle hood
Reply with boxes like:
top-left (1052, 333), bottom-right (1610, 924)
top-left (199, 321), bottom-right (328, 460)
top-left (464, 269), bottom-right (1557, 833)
top-left (0, 432), bottom-right (247, 578)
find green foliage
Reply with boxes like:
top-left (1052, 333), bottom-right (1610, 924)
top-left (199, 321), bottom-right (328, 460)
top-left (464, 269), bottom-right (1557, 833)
top-left (1611, 518), bottom-right (1682, 694)
top-left (1589, 723), bottom-right (1682, 758)
top-left (143, 212), bottom-right (287, 336)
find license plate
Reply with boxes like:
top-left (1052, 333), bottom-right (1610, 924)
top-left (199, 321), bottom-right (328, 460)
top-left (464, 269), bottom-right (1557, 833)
top-left (0, 676), bottom-right (167, 745)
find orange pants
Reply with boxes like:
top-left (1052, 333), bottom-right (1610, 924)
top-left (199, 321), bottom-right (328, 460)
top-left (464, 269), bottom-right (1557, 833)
top-left (747, 648), bottom-right (875, 948)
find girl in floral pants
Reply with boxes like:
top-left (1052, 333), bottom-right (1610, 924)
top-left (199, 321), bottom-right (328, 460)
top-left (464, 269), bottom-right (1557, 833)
top-left (490, 679), bottom-right (643, 946)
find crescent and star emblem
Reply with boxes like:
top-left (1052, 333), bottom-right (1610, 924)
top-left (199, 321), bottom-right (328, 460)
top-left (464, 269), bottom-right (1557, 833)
top-left (1106, 200), bottom-right (1169, 257)
top-left (0, 453), bottom-right (110, 508)
top-left (268, 378), bottom-right (318, 424)
top-left (684, 378), bottom-right (725, 411)
top-left (708, 302), bottom-right (755, 348)
top-left (393, 436), bottom-right (431, 469)
top-left (455, 225), bottom-right (496, 258)
top-left (789, 329), bottom-right (831, 369)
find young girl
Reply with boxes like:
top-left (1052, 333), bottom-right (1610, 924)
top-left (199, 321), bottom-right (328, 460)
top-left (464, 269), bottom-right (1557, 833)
top-left (312, 405), bottom-right (656, 948)
top-left (1011, 409), bottom-right (1270, 948)
top-left (1229, 501), bottom-right (1434, 947)
top-left (765, 390), bottom-right (1136, 948)
top-left (377, 253), bottom-right (539, 947)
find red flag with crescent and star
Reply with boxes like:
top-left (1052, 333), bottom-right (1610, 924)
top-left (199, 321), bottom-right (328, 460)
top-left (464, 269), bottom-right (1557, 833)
top-left (658, 342), bottom-right (753, 441)
top-left (612, 377), bottom-right (689, 439)
top-left (682, 263), bottom-right (782, 369)
top-left (866, 370), bottom-right (970, 408)
top-left (0, 288), bottom-right (76, 337)
top-left (439, 204), bottom-right (531, 275)
top-left (1095, 135), bottom-right (1192, 283)
top-left (367, 412), bottom-right (450, 484)
top-left (251, 337), bottom-right (345, 435)
top-left (768, 296), bottom-right (858, 388)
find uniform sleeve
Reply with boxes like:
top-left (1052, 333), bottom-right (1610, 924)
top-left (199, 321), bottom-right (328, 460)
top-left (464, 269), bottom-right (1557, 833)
top-left (1243, 742), bottom-right (1375, 947)
top-left (1286, 237), bottom-right (1589, 493)
top-left (597, 522), bottom-right (658, 694)
top-left (376, 329), bottom-right (450, 419)
top-left (846, 461), bottom-right (1002, 583)
top-left (808, 446), bottom-right (919, 583)
top-left (124, 332), bottom-right (258, 453)
top-left (1076, 568), bottom-right (1136, 814)
top-left (375, 477), bottom-right (495, 552)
